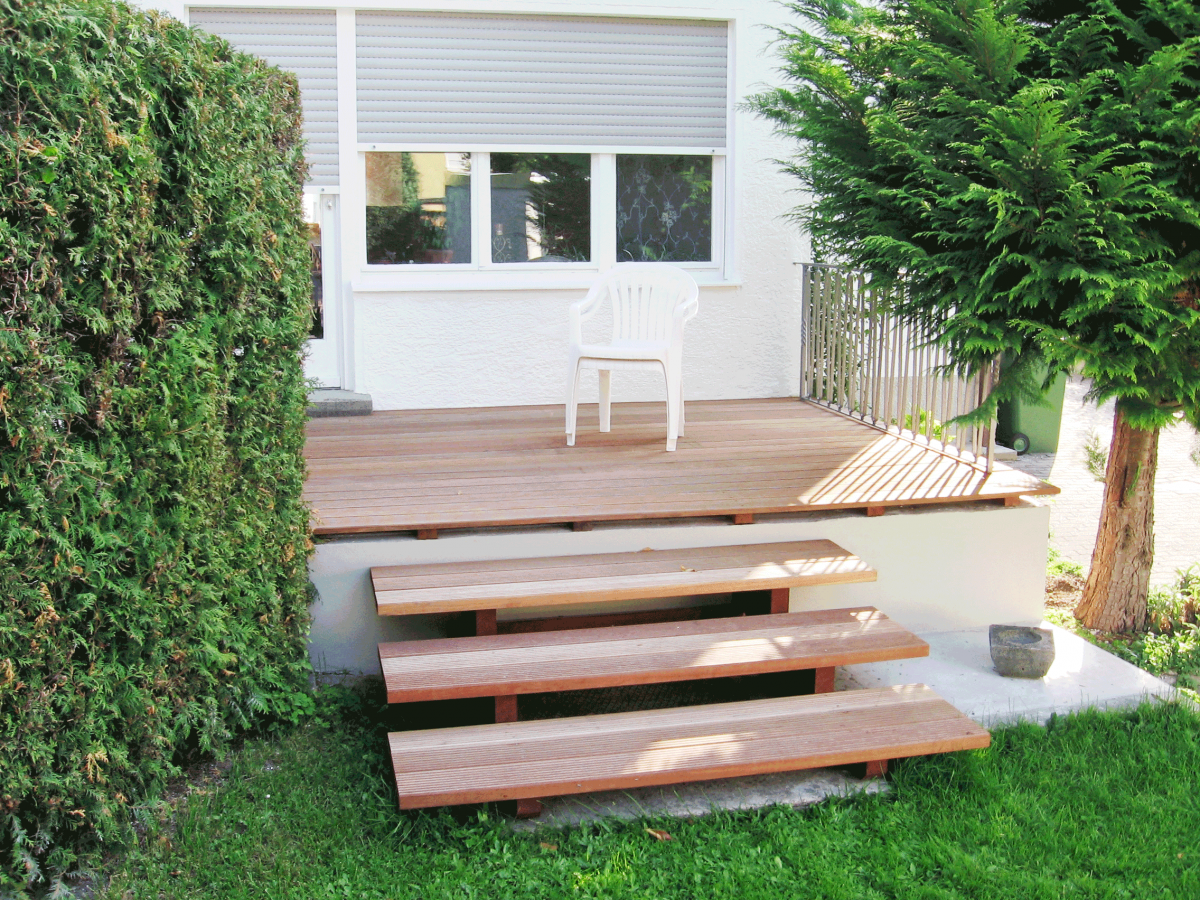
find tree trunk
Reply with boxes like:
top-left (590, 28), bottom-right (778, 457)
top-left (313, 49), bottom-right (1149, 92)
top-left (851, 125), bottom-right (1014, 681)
top-left (1075, 405), bottom-right (1159, 632)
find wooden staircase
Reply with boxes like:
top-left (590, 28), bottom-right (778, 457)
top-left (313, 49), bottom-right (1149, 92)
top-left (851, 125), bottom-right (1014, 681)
top-left (372, 540), bottom-right (989, 813)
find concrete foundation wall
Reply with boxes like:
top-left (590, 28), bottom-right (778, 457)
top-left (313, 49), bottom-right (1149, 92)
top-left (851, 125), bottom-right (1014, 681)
top-left (308, 502), bottom-right (1050, 675)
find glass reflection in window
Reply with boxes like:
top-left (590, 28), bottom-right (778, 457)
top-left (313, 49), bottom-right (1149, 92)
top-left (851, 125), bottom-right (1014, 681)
top-left (365, 152), bottom-right (471, 265)
top-left (616, 155), bottom-right (712, 263)
top-left (303, 194), bottom-right (323, 337)
top-left (490, 153), bottom-right (590, 263)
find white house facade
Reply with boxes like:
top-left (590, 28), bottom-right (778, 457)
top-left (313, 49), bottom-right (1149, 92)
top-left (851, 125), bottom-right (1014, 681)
top-left (137, 0), bottom-right (808, 410)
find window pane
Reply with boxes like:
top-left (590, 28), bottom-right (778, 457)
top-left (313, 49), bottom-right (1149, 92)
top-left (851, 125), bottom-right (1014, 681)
top-left (366, 152), bottom-right (471, 264)
top-left (616, 155), bottom-right (712, 263)
top-left (490, 153), bottom-right (590, 263)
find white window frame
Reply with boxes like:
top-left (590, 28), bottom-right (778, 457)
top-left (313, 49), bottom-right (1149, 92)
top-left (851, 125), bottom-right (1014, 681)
top-left (355, 145), bottom-right (727, 288)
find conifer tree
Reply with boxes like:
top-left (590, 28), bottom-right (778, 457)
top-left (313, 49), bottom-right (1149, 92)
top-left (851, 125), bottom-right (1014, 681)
top-left (751, 0), bottom-right (1200, 632)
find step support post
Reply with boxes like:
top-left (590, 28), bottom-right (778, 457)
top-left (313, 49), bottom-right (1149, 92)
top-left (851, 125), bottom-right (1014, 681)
top-left (814, 666), bottom-right (835, 694)
top-left (770, 588), bottom-right (790, 614)
top-left (475, 609), bottom-right (498, 636)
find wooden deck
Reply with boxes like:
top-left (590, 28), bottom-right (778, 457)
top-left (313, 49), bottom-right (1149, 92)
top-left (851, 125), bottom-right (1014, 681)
top-left (304, 398), bottom-right (1057, 536)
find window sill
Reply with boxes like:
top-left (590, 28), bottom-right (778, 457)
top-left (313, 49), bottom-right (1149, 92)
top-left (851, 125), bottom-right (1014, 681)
top-left (351, 269), bottom-right (743, 294)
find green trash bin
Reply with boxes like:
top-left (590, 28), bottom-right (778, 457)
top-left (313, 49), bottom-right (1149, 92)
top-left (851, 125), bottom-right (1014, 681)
top-left (996, 369), bottom-right (1068, 454)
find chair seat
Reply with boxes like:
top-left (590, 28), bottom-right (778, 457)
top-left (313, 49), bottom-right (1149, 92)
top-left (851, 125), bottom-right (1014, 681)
top-left (576, 339), bottom-right (671, 368)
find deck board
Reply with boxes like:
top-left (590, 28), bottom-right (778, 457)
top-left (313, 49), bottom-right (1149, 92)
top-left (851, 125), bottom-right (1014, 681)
top-left (305, 398), bottom-right (1057, 535)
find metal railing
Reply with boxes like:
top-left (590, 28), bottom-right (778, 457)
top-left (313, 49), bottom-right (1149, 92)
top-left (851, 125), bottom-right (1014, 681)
top-left (800, 264), bottom-right (997, 471)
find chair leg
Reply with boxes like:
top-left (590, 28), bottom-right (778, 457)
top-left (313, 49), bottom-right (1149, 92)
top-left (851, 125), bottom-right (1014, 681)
top-left (565, 362), bottom-right (581, 446)
top-left (598, 369), bottom-right (611, 433)
top-left (664, 364), bottom-right (681, 452)
top-left (678, 371), bottom-right (685, 437)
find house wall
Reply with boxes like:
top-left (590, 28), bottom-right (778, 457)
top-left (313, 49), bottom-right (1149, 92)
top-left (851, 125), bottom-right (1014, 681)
top-left (135, 0), bottom-right (810, 408)
top-left (309, 503), bottom-right (1051, 675)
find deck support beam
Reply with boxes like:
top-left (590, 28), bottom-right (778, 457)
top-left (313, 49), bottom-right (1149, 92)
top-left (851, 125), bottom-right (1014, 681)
top-left (865, 506), bottom-right (885, 517)
top-left (417, 528), bottom-right (438, 540)
top-left (732, 513), bottom-right (755, 525)
top-left (864, 759), bottom-right (888, 778)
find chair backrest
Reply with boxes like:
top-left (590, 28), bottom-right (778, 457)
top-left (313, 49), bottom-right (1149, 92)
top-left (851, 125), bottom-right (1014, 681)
top-left (598, 263), bottom-right (698, 343)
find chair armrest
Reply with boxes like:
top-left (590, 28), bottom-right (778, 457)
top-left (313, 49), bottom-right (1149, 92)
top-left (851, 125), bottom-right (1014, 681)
top-left (673, 295), bottom-right (699, 324)
top-left (569, 287), bottom-right (606, 345)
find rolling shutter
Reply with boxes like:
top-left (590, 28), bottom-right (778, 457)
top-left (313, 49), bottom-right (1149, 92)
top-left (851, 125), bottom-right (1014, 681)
top-left (190, 8), bottom-right (340, 186)
top-left (356, 12), bottom-right (728, 149)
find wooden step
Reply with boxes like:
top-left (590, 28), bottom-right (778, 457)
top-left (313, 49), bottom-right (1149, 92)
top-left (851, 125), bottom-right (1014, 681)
top-left (379, 607), bottom-right (926, 703)
top-left (372, 539), bottom-right (876, 616)
top-left (388, 684), bottom-right (990, 808)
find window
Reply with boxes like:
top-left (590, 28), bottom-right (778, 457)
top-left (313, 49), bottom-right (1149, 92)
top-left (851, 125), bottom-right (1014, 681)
top-left (490, 154), bottom-right (590, 264)
top-left (355, 11), bottom-right (729, 277)
top-left (364, 152), bottom-right (718, 268)
top-left (616, 155), bottom-right (712, 263)
top-left (365, 152), bottom-right (471, 265)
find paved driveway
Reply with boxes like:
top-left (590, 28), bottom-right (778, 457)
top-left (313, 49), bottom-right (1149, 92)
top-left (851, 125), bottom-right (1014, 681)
top-left (1005, 377), bottom-right (1200, 586)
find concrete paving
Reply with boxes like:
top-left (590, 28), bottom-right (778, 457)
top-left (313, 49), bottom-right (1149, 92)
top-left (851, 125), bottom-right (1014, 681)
top-left (839, 623), bottom-right (1175, 727)
top-left (1005, 376), bottom-right (1200, 586)
top-left (513, 624), bottom-right (1176, 830)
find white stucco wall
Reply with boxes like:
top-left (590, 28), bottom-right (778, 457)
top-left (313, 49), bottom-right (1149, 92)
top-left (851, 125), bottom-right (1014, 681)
top-left (309, 502), bottom-right (1051, 674)
top-left (133, 0), bottom-right (811, 409)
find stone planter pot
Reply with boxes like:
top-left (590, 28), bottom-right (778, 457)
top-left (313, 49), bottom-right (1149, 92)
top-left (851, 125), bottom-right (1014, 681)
top-left (989, 625), bottom-right (1055, 678)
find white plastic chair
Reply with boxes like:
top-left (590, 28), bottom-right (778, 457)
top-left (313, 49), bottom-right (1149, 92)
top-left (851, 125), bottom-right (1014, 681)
top-left (566, 263), bottom-right (699, 451)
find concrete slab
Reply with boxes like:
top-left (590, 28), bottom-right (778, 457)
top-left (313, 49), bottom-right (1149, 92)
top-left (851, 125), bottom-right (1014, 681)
top-left (512, 768), bottom-right (888, 832)
top-left (308, 389), bottom-right (372, 418)
top-left (509, 623), bottom-right (1175, 830)
top-left (839, 623), bottom-right (1176, 727)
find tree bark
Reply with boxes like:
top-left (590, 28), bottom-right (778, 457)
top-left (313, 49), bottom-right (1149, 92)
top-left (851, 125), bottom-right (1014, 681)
top-left (1075, 406), bottom-right (1159, 632)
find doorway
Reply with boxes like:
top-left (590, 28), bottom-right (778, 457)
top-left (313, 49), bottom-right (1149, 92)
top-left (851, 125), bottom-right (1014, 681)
top-left (303, 190), bottom-right (342, 387)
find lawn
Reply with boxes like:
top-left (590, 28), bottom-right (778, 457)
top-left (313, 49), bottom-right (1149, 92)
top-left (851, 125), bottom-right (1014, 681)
top-left (93, 690), bottom-right (1200, 900)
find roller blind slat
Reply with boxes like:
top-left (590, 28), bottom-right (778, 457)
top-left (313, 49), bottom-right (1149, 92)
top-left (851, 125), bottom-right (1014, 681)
top-left (356, 11), bottom-right (727, 149)
top-left (190, 8), bottom-right (339, 186)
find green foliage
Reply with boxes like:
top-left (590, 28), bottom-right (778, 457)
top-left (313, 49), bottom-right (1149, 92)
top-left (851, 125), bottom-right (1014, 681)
top-left (749, 0), bottom-right (1200, 432)
top-left (1083, 429), bottom-right (1110, 481)
top-left (0, 0), bottom-right (314, 889)
top-left (896, 408), bottom-right (946, 441)
top-left (1047, 546), bottom-right (1085, 579)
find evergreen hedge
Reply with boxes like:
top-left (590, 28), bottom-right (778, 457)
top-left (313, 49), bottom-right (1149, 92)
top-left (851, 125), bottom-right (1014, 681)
top-left (0, 0), bottom-right (315, 888)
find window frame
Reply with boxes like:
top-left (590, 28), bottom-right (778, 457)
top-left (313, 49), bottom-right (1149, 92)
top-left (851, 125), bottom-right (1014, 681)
top-left (355, 144), bottom-right (727, 285)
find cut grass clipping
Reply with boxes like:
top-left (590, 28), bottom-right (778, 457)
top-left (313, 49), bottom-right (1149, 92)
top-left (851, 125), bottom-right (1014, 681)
top-left (97, 698), bottom-right (1200, 900)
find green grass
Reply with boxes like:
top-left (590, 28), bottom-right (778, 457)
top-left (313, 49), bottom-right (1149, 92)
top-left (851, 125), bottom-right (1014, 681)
top-left (91, 694), bottom-right (1200, 900)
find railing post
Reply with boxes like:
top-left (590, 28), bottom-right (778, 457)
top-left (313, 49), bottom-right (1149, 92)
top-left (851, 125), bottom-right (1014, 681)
top-left (799, 264), bottom-right (811, 400)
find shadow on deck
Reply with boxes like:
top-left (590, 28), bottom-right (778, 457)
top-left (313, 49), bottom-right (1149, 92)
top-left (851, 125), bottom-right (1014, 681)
top-left (304, 398), bottom-right (1058, 537)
